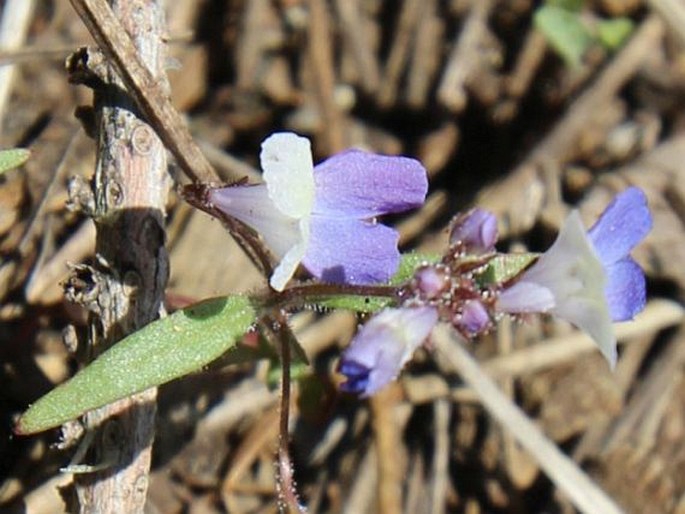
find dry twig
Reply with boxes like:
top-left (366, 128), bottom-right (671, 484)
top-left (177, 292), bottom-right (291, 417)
top-left (0, 0), bottom-right (35, 125)
top-left (478, 16), bottom-right (665, 236)
top-left (433, 325), bottom-right (626, 514)
top-left (69, 0), bottom-right (217, 183)
top-left (65, 1), bottom-right (170, 512)
top-left (307, 0), bottom-right (346, 154)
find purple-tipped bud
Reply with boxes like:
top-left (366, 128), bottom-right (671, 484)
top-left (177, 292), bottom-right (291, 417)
top-left (455, 299), bottom-right (491, 336)
top-left (413, 265), bottom-right (450, 300)
top-left (338, 307), bottom-right (438, 396)
top-left (449, 208), bottom-right (498, 254)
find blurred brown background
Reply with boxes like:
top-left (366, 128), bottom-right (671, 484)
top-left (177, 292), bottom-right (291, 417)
top-left (0, 1), bottom-right (684, 513)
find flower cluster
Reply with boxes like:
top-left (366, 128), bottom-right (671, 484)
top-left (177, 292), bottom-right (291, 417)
top-left (183, 131), bottom-right (651, 398)
top-left (338, 187), bottom-right (652, 395)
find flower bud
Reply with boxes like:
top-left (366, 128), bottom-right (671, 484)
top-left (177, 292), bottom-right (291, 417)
top-left (455, 299), bottom-right (490, 336)
top-left (449, 208), bottom-right (498, 254)
top-left (413, 265), bottom-right (450, 300)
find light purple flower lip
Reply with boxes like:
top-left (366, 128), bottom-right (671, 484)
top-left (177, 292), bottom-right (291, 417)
top-left (209, 133), bottom-right (428, 290)
top-left (496, 187), bottom-right (652, 368)
top-left (338, 307), bottom-right (438, 397)
top-left (588, 187), bottom-right (652, 322)
top-left (304, 149), bottom-right (428, 285)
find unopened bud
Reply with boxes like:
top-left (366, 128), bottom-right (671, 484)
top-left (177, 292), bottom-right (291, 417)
top-left (455, 299), bottom-right (490, 336)
top-left (413, 265), bottom-right (450, 300)
top-left (449, 208), bottom-right (498, 254)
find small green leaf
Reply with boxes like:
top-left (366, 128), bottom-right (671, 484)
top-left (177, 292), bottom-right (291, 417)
top-left (0, 148), bottom-right (29, 175)
top-left (534, 5), bottom-right (594, 66)
top-left (597, 17), bottom-right (633, 50)
top-left (545, 0), bottom-right (584, 12)
top-left (478, 253), bottom-right (538, 285)
top-left (394, 252), bottom-right (441, 282)
top-left (310, 252), bottom-right (441, 313)
top-left (16, 295), bottom-right (257, 434)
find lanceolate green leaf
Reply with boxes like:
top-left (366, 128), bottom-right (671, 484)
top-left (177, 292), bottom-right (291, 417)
top-left (0, 148), bottom-right (29, 175)
top-left (545, 0), bottom-right (583, 12)
top-left (479, 253), bottom-right (538, 285)
top-left (312, 293), bottom-right (391, 313)
top-left (17, 295), bottom-right (257, 435)
top-left (395, 252), bottom-right (441, 282)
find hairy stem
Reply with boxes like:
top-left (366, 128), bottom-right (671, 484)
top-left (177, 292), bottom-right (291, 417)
top-left (275, 310), bottom-right (306, 513)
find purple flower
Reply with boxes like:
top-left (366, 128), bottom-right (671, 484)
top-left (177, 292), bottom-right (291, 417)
top-left (209, 132), bottom-right (428, 291)
top-left (496, 187), bottom-right (651, 368)
top-left (449, 208), bottom-right (498, 254)
top-left (338, 307), bottom-right (438, 396)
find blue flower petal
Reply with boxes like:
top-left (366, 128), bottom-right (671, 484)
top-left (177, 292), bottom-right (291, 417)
top-left (588, 187), bottom-right (652, 265)
top-left (303, 216), bottom-right (400, 284)
top-left (338, 361), bottom-right (371, 394)
top-left (312, 150), bottom-right (428, 218)
top-left (605, 257), bottom-right (646, 322)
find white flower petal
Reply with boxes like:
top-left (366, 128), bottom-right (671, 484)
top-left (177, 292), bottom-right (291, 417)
top-left (534, 211), bottom-right (616, 368)
top-left (498, 211), bottom-right (617, 368)
top-left (260, 132), bottom-right (315, 219)
top-left (496, 280), bottom-right (555, 313)
top-left (270, 218), bottom-right (310, 291)
top-left (208, 185), bottom-right (301, 258)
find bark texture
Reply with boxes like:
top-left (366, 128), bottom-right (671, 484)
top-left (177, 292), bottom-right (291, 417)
top-left (68, 1), bottom-right (169, 512)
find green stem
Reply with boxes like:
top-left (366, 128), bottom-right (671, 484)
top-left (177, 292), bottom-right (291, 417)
top-left (271, 282), bottom-right (402, 310)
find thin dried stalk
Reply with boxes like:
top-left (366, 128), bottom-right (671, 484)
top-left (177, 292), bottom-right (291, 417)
top-left (433, 325), bottom-right (626, 514)
top-left (69, 0), bottom-right (217, 184)
top-left (0, 0), bottom-right (34, 125)
top-left (307, 0), bottom-right (346, 154)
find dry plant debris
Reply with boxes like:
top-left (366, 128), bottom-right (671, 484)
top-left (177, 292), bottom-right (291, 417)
top-left (0, 1), bottom-right (684, 513)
